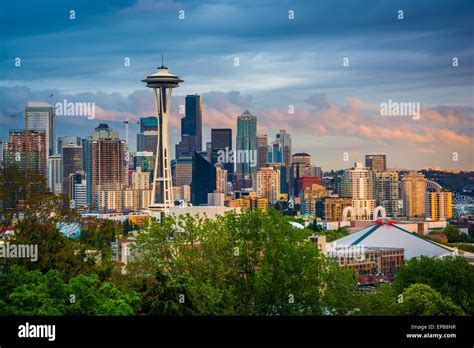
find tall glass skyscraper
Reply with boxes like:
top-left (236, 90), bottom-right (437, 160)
top-left (176, 94), bottom-right (202, 159)
top-left (236, 110), bottom-right (257, 186)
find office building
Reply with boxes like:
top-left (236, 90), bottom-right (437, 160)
top-left (191, 152), bottom-right (216, 206)
top-left (365, 154), bottom-right (387, 172)
top-left (69, 171), bottom-right (87, 208)
top-left (62, 144), bottom-right (83, 196)
top-left (48, 154), bottom-right (62, 195)
top-left (84, 124), bottom-right (127, 208)
top-left (176, 94), bottom-right (203, 158)
top-left (215, 164), bottom-right (228, 195)
top-left (272, 163), bottom-right (287, 194)
top-left (4, 129), bottom-right (46, 177)
top-left (289, 153), bottom-right (312, 197)
top-left (257, 134), bottom-right (268, 169)
top-left (136, 117), bottom-right (158, 154)
top-left (131, 167), bottom-right (150, 190)
top-left (25, 102), bottom-right (55, 157)
top-left (274, 130), bottom-right (291, 180)
top-left (301, 184), bottom-right (330, 216)
top-left (342, 162), bottom-right (373, 200)
top-left (174, 155), bottom-right (193, 187)
top-left (0, 139), bottom-right (3, 169)
top-left (401, 171), bottom-right (426, 218)
top-left (57, 136), bottom-right (81, 155)
top-left (373, 170), bottom-right (399, 217)
top-left (211, 128), bottom-right (233, 181)
top-left (235, 110), bottom-right (257, 187)
top-left (253, 167), bottom-right (281, 204)
top-left (425, 191), bottom-right (453, 221)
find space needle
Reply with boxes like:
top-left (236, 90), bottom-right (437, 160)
top-left (142, 57), bottom-right (183, 217)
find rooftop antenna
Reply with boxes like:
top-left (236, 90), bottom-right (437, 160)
top-left (161, 52), bottom-right (164, 67)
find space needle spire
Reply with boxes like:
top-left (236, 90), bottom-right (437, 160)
top-left (142, 58), bottom-right (183, 217)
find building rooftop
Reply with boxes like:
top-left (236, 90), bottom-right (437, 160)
top-left (328, 223), bottom-right (452, 259)
top-left (27, 101), bottom-right (53, 108)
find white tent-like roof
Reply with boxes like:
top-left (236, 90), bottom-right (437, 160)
top-left (328, 223), bottom-right (453, 259)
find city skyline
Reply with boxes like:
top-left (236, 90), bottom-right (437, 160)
top-left (1, 0), bottom-right (473, 171)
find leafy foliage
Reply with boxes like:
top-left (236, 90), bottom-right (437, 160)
top-left (0, 266), bottom-right (139, 315)
top-left (126, 209), bottom-right (357, 315)
top-left (393, 256), bottom-right (474, 314)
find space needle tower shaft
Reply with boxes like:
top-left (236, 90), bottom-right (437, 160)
top-left (142, 58), bottom-right (183, 216)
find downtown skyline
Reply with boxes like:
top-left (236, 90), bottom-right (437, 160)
top-left (0, 0), bottom-right (473, 171)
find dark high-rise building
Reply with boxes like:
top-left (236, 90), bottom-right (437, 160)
top-left (191, 152), bottom-right (216, 206)
top-left (137, 117), bottom-right (158, 154)
top-left (236, 110), bottom-right (257, 187)
top-left (290, 153), bottom-right (312, 197)
top-left (175, 155), bottom-right (193, 187)
top-left (257, 134), bottom-right (268, 169)
top-left (176, 95), bottom-right (202, 159)
top-left (57, 136), bottom-right (81, 156)
top-left (4, 129), bottom-right (46, 177)
top-left (62, 144), bottom-right (83, 196)
top-left (365, 154), bottom-right (387, 171)
top-left (211, 128), bottom-right (233, 180)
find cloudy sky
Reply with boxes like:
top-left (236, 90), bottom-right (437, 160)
top-left (1, 0), bottom-right (473, 170)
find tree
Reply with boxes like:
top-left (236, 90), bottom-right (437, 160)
top-left (0, 265), bottom-right (139, 315)
top-left (443, 225), bottom-right (462, 243)
top-left (126, 209), bottom-right (357, 315)
top-left (355, 285), bottom-right (401, 316)
top-left (398, 284), bottom-right (464, 316)
top-left (393, 256), bottom-right (474, 314)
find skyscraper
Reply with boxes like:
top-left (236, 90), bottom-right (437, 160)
top-left (342, 162), bottom-right (374, 200)
top-left (70, 171), bottom-right (87, 208)
top-left (176, 94), bottom-right (202, 158)
top-left (84, 124), bottom-right (127, 208)
top-left (48, 154), bottom-right (62, 195)
top-left (25, 102), bottom-right (55, 157)
top-left (365, 154), bottom-right (387, 171)
top-left (4, 129), bottom-right (46, 177)
top-left (62, 144), bottom-right (83, 196)
top-left (136, 117), bottom-right (158, 154)
top-left (373, 170), bottom-right (399, 217)
top-left (236, 110), bottom-right (257, 187)
top-left (211, 128), bottom-right (233, 180)
top-left (425, 191), bottom-right (452, 221)
top-left (401, 171), bottom-right (426, 218)
top-left (289, 153), bottom-right (312, 197)
top-left (57, 136), bottom-right (81, 156)
top-left (275, 130), bottom-right (291, 181)
top-left (257, 134), bottom-right (268, 169)
top-left (174, 155), bottom-right (193, 187)
top-left (191, 152), bottom-right (216, 206)
top-left (253, 167), bottom-right (280, 204)
top-left (0, 139), bottom-right (3, 169)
